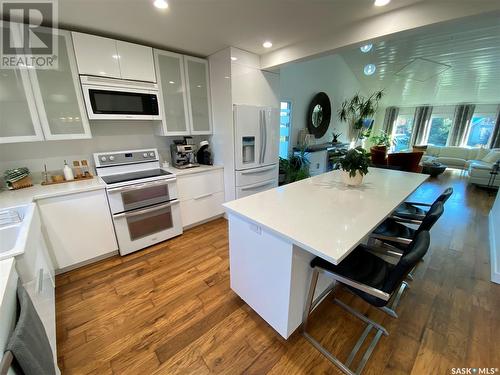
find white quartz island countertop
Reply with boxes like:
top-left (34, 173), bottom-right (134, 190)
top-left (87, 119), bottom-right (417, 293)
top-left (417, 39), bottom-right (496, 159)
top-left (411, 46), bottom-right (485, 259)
top-left (224, 168), bottom-right (428, 265)
top-left (0, 177), bottom-right (106, 209)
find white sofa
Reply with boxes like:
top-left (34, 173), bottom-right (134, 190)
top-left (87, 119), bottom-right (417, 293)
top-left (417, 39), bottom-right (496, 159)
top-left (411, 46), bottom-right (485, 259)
top-left (422, 146), bottom-right (500, 187)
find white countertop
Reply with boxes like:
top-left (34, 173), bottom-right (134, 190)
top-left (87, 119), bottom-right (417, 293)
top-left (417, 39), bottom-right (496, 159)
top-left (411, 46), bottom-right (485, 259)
top-left (223, 168), bottom-right (428, 265)
top-left (0, 177), bottom-right (105, 209)
top-left (164, 164), bottom-right (224, 177)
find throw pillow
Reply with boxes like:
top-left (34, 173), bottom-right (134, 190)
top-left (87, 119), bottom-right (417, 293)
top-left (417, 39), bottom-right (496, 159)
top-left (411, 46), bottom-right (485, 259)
top-left (483, 151), bottom-right (500, 164)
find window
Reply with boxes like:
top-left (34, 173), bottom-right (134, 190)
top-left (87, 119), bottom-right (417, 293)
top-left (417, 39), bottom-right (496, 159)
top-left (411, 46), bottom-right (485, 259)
top-left (465, 105), bottom-right (499, 147)
top-left (279, 101), bottom-right (292, 159)
top-left (392, 108), bottom-right (415, 151)
top-left (426, 108), bottom-right (455, 146)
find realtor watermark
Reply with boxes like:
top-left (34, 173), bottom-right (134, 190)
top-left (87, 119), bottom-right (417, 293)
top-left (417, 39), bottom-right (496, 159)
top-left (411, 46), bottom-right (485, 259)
top-left (451, 368), bottom-right (499, 374)
top-left (1, 0), bottom-right (58, 69)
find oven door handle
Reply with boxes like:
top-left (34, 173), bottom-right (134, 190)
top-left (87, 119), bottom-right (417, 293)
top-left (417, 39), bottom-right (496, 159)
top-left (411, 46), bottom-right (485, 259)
top-left (107, 179), bottom-right (174, 194)
top-left (113, 200), bottom-right (179, 218)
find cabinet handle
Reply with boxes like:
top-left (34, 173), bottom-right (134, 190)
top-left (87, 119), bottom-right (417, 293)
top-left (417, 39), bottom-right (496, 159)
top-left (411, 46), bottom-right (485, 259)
top-left (114, 200), bottom-right (179, 218)
top-left (38, 269), bottom-right (43, 294)
top-left (194, 193), bottom-right (213, 200)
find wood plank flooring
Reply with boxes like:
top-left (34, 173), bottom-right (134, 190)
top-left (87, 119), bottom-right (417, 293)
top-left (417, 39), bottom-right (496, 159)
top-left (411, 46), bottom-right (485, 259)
top-left (56, 170), bottom-right (500, 374)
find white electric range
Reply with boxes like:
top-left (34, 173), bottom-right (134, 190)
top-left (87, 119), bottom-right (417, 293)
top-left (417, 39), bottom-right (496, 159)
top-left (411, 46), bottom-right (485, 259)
top-left (94, 148), bottom-right (182, 255)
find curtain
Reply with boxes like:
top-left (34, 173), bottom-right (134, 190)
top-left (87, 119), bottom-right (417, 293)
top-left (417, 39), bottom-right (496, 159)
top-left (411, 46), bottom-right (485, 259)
top-left (382, 107), bottom-right (399, 135)
top-left (410, 106), bottom-right (433, 146)
top-left (449, 104), bottom-right (475, 146)
top-left (490, 111), bottom-right (500, 148)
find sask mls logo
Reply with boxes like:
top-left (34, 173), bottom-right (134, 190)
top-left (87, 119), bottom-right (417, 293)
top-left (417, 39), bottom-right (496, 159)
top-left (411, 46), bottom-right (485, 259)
top-left (1, 0), bottom-right (58, 69)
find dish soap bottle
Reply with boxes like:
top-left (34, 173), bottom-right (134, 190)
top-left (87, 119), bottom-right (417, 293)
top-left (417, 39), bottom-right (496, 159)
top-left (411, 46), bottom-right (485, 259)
top-left (63, 160), bottom-right (74, 181)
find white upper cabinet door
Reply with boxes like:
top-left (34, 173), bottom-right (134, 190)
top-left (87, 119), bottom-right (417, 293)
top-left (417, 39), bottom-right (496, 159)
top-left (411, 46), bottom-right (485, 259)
top-left (0, 22), bottom-right (44, 144)
top-left (71, 32), bottom-right (121, 79)
top-left (154, 50), bottom-right (190, 136)
top-left (116, 41), bottom-right (156, 82)
top-left (184, 56), bottom-right (212, 135)
top-left (29, 29), bottom-right (91, 140)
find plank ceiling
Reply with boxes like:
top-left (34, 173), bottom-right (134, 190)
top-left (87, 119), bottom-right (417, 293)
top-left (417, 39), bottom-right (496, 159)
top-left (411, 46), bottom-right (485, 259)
top-left (340, 13), bottom-right (500, 107)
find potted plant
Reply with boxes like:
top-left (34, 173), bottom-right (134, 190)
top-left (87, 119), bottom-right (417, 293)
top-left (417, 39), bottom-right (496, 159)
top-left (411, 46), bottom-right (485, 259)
top-left (370, 130), bottom-right (393, 151)
top-left (331, 131), bottom-right (342, 145)
top-left (339, 147), bottom-right (370, 186)
top-left (337, 90), bottom-right (384, 144)
top-left (279, 148), bottom-right (310, 185)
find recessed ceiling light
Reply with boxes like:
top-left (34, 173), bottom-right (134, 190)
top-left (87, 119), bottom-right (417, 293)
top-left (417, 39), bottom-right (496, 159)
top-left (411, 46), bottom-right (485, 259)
top-left (168, 81), bottom-right (175, 84)
top-left (374, 0), bottom-right (390, 6)
top-left (360, 44), bottom-right (373, 53)
top-left (364, 64), bottom-right (376, 76)
top-left (262, 41), bottom-right (273, 48)
top-left (231, 56), bottom-right (238, 61)
top-left (153, 0), bottom-right (168, 9)
top-left (112, 54), bottom-right (120, 59)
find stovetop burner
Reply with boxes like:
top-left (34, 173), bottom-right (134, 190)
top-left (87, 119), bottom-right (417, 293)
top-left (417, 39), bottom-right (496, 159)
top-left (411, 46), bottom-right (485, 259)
top-left (101, 169), bottom-right (173, 185)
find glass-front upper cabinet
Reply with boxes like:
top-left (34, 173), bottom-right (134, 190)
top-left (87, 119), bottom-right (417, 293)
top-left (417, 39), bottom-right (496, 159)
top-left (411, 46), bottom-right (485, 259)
top-left (154, 50), bottom-right (190, 136)
top-left (28, 28), bottom-right (91, 140)
top-left (184, 56), bottom-right (212, 135)
top-left (0, 22), bottom-right (45, 144)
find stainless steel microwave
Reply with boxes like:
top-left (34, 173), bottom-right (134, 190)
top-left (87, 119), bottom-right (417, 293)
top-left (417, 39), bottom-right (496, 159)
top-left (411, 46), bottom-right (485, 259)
top-left (80, 75), bottom-right (162, 120)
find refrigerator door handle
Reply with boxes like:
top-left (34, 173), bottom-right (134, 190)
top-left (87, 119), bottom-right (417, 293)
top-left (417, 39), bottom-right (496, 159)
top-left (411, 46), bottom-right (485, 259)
top-left (262, 109), bottom-right (267, 162)
top-left (259, 110), bottom-right (265, 164)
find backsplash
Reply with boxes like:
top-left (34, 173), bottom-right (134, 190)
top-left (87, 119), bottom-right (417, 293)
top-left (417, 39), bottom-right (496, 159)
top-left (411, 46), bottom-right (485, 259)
top-left (0, 121), bottom-right (210, 186)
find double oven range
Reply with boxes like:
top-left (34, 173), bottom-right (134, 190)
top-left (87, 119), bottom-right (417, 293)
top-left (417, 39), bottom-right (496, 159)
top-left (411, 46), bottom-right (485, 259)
top-left (94, 149), bottom-right (182, 256)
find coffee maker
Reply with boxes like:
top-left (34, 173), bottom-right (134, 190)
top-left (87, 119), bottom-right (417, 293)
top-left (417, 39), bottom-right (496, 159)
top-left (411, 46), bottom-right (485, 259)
top-left (196, 140), bottom-right (213, 165)
top-left (170, 137), bottom-right (199, 169)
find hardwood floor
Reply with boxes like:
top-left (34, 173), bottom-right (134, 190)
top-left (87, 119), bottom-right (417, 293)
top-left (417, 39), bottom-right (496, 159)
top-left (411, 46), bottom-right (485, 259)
top-left (56, 170), bottom-right (500, 374)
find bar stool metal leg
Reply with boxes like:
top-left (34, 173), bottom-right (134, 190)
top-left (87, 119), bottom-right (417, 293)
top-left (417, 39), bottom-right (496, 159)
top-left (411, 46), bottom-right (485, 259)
top-left (302, 267), bottom-right (390, 375)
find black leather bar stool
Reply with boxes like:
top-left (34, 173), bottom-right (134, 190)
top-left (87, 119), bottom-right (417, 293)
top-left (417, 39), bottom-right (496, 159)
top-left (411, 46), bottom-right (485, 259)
top-left (370, 201), bottom-right (443, 252)
top-left (392, 187), bottom-right (452, 221)
top-left (302, 231), bottom-right (430, 375)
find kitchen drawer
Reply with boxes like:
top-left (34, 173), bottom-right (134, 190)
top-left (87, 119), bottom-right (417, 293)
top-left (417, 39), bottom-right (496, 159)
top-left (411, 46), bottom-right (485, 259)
top-left (177, 169), bottom-right (224, 201)
top-left (236, 164), bottom-right (278, 187)
top-left (179, 191), bottom-right (224, 227)
top-left (236, 178), bottom-right (278, 199)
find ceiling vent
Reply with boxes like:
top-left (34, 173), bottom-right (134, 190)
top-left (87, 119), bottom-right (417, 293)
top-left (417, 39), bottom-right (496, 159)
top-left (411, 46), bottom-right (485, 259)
top-left (395, 58), bottom-right (451, 82)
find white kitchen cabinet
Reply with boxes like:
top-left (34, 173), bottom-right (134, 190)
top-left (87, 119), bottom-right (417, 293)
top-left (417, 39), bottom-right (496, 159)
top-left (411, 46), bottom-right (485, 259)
top-left (154, 50), bottom-right (190, 136)
top-left (0, 24), bottom-right (91, 144)
top-left (116, 41), bottom-right (156, 82)
top-left (71, 32), bottom-right (121, 79)
top-left (14, 206), bottom-right (59, 373)
top-left (176, 169), bottom-right (224, 228)
top-left (37, 189), bottom-right (118, 271)
top-left (30, 29), bottom-right (91, 140)
top-left (185, 56), bottom-right (213, 135)
top-left (155, 52), bottom-right (212, 136)
top-left (0, 22), bottom-right (45, 144)
top-left (72, 32), bottom-right (156, 82)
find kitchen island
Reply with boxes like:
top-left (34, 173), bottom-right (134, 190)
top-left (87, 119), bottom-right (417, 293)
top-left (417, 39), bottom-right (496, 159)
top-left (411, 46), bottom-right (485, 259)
top-left (223, 168), bottom-right (428, 338)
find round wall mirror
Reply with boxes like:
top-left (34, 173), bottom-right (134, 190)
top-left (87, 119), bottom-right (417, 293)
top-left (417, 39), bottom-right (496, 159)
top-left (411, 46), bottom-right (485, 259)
top-left (307, 92), bottom-right (331, 138)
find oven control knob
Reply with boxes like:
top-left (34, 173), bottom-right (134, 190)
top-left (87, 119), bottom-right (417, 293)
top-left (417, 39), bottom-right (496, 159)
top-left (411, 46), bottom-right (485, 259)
top-left (149, 152), bottom-right (155, 157)
top-left (100, 156), bottom-right (107, 162)
top-left (109, 156), bottom-right (115, 161)
top-left (143, 153), bottom-right (148, 158)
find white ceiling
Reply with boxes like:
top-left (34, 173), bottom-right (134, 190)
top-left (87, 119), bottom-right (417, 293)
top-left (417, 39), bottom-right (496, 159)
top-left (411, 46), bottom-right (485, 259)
top-left (339, 13), bottom-right (500, 106)
top-left (39, 0), bottom-right (423, 57)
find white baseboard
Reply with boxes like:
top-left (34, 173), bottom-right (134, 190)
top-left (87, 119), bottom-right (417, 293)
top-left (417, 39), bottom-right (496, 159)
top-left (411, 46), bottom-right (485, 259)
top-left (489, 211), bottom-right (500, 284)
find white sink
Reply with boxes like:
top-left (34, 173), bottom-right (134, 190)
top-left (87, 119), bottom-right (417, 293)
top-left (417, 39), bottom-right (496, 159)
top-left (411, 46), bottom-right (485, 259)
top-left (0, 204), bottom-right (35, 261)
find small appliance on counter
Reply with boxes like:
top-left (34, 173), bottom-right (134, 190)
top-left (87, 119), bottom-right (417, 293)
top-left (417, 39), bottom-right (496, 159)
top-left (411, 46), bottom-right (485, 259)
top-left (170, 137), bottom-right (199, 169)
top-left (196, 140), bottom-right (213, 165)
